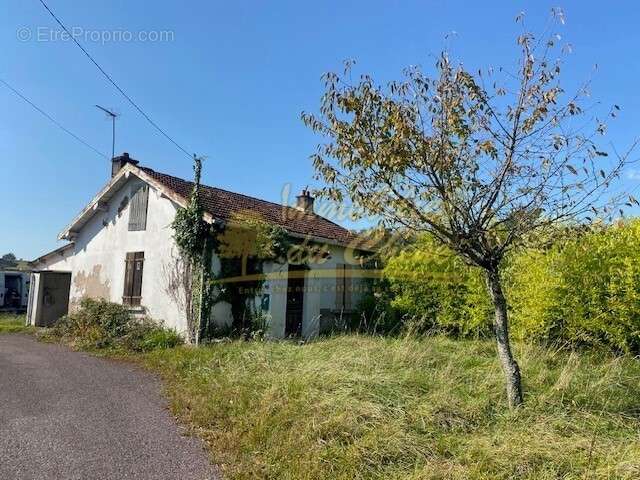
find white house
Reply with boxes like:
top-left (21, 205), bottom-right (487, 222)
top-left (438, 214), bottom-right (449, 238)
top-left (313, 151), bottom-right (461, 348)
top-left (30, 153), bottom-right (370, 338)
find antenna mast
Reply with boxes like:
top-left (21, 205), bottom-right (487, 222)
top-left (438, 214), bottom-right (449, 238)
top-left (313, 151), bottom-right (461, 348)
top-left (95, 105), bottom-right (118, 159)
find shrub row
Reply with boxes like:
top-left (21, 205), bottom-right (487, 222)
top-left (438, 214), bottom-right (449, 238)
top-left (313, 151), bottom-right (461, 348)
top-left (50, 298), bottom-right (183, 352)
top-left (382, 235), bottom-right (493, 337)
top-left (509, 221), bottom-right (640, 353)
top-left (377, 220), bottom-right (640, 353)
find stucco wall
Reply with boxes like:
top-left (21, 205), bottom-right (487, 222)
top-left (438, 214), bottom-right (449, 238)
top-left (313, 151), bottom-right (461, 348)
top-left (260, 260), bottom-right (290, 337)
top-left (39, 173), bottom-right (366, 339)
top-left (204, 240), bottom-right (366, 339)
top-left (42, 176), bottom-right (187, 333)
top-left (304, 244), bottom-right (365, 338)
top-left (246, 244), bottom-right (365, 339)
top-left (31, 246), bottom-right (75, 271)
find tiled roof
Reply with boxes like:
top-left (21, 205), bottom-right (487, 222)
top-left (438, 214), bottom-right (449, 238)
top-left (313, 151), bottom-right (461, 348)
top-left (140, 167), bottom-right (358, 246)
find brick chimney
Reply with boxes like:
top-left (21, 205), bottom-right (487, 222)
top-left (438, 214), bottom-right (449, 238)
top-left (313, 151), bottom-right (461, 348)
top-left (111, 152), bottom-right (139, 178)
top-left (295, 188), bottom-right (315, 214)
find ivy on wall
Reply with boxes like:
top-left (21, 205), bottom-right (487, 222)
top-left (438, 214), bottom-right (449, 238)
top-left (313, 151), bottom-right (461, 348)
top-left (171, 156), bottom-right (213, 344)
top-left (171, 156), bottom-right (294, 342)
top-left (213, 214), bottom-right (291, 335)
top-left (172, 157), bottom-right (209, 261)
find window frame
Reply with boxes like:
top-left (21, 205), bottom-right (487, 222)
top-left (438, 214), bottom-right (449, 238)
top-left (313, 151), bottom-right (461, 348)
top-left (123, 251), bottom-right (144, 307)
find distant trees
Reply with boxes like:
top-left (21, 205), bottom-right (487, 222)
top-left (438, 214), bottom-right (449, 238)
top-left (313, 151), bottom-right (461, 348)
top-left (303, 10), bottom-right (635, 407)
top-left (1, 253), bottom-right (17, 262)
top-left (1, 253), bottom-right (17, 267)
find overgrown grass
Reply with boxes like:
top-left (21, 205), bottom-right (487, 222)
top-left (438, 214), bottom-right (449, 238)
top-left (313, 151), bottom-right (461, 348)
top-left (0, 313), bottom-right (33, 334)
top-left (141, 335), bottom-right (640, 480)
top-left (5, 306), bottom-right (639, 478)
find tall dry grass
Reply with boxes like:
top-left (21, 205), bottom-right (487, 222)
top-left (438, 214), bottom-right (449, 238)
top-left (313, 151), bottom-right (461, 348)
top-left (142, 334), bottom-right (640, 479)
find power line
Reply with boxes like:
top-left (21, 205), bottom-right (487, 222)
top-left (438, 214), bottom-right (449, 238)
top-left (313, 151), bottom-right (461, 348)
top-left (38, 0), bottom-right (195, 160)
top-left (0, 77), bottom-right (108, 158)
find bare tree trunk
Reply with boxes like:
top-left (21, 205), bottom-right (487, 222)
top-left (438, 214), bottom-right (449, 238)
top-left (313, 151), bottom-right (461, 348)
top-left (485, 267), bottom-right (523, 408)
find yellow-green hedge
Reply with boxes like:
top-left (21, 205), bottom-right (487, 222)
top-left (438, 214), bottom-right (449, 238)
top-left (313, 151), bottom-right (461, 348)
top-left (509, 221), bottom-right (640, 353)
top-left (383, 235), bottom-right (493, 337)
top-left (383, 221), bottom-right (640, 352)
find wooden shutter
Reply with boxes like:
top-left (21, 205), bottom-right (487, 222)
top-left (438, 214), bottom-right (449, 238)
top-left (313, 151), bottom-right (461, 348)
top-left (123, 253), bottom-right (134, 305)
top-left (128, 185), bottom-right (149, 231)
top-left (123, 252), bottom-right (144, 306)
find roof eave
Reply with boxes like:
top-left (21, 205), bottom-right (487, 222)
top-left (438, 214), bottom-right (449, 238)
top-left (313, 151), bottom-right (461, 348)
top-left (31, 243), bottom-right (75, 265)
top-left (285, 230), bottom-right (374, 251)
top-left (58, 165), bottom-right (135, 240)
top-left (57, 164), bottom-right (218, 241)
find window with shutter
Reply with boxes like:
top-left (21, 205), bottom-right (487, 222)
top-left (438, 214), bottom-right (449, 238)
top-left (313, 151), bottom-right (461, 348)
top-left (123, 252), bottom-right (144, 306)
top-left (128, 185), bottom-right (149, 231)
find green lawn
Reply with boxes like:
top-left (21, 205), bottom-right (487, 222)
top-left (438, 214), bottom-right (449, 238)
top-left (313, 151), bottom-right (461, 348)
top-left (0, 313), bottom-right (32, 334)
top-left (140, 335), bottom-right (640, 479)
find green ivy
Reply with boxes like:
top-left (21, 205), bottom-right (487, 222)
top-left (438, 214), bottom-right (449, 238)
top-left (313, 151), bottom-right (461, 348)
top-left (172, 157), bottom-right (209, 261)
top-left (171, 156), bottom-right (294, 341)
top-left (170, 157), bottom-right (212, 343)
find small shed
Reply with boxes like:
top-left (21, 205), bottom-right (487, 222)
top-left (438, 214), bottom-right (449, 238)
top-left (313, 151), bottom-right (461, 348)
top-left (27, 271), bottom-right (72, 327)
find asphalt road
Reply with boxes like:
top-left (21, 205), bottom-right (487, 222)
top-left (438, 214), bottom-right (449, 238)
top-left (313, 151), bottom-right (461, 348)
top-left (0, 334), bottom-right (217, 480)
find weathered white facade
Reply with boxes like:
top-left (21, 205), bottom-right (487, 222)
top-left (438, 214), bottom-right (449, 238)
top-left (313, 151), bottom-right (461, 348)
top-left (34, 175), bottom-right (186, 329)
top-left (34, 159), bottom-right (366, 338)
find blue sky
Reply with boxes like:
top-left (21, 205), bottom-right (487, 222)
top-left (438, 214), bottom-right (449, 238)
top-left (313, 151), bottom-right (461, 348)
top-left (1, 1), bottom-right (639, 259)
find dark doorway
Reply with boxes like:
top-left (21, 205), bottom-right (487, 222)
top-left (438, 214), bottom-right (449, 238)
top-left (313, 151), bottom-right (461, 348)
top-left (285, 264), bottom-right (307, 337)
top-left (5, 274), bottom-right (22, 308)
top-left (27, 271), bottom-right (72, 327)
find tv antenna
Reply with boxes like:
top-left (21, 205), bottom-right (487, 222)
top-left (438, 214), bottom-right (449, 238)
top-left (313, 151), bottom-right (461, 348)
top-left (95, 105), bottom-right (118, 159)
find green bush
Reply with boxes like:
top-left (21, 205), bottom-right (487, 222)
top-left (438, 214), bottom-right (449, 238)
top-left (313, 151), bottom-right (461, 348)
top-left (353, 278), bottom-right (403, 334)
top-left (52, 298), bottom-right (183, 351)
top-left (382, 221), bottom-right (640, 353)
top-left (57, 298), bottom-right (129, 337)
top-left (509, 221), bottom-right (640, 353)
top-left (120, 318), bottom-right (184, 352)
top-left (383, 235), bottom-right (493, 337)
